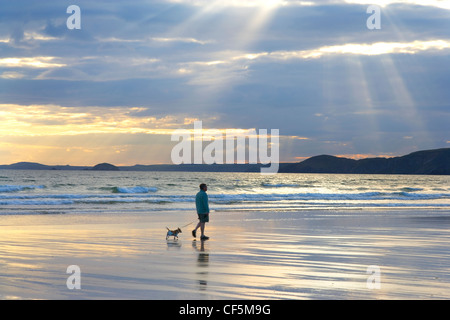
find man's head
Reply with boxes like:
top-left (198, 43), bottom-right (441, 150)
top-left (199, 183), bottom-right (207, 191)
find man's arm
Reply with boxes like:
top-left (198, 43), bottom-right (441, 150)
top-left (203, 193), bottom-right (210, 214)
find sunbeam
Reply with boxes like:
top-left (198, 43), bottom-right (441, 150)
top-left (350, 57), bottom-right (383, 152)
top-left (157, 0), bottom-right (286, 119)
top-left (379, 55), bottom-right (433, 151)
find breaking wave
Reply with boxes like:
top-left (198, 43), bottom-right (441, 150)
top-left (0, 185), bottom-right (45, 193)
top-left (0, 191), bottom-right (448, 207)
top-left (112, 186), bottom-right (158, 193)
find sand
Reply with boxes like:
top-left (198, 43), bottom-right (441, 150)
top-left (1, 209), bottom-right (450, 300)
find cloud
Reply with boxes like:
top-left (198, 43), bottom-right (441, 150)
top-left (262, 39), bottom-right (450, 59)
top-left (343, 0), bottom-right (450, 10)
top-left (96, 36), bottom-right (213, 45)
top-left (3, 38), bottom-right (449, 84)
top-left (0, 71), bottom-right (25, 79)
top-left (151, 37), bottom-right (214, 45)
top-left (0, 104), bottom-right (194, 137)
top-left (165, 0), bottom-right (316, 7)
top-left (0, 56), bottom-right (66, 68)
top-left (23, 31), bottom-right (61, 42)
top-left (166, 39), bottom-right (450, 88)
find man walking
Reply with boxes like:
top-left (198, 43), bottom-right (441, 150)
top-left (193, 183), bottom-right (210, 240)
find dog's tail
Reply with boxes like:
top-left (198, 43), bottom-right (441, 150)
top-left (166, 227), bottom-right (170, 231)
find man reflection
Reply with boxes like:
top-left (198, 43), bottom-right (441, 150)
top-left (192, 240), bottom-right (209, 291)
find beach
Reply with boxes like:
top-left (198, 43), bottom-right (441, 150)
top-left (1, 208), bottom-right (449, 300)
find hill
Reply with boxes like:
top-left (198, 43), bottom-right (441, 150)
top-left (279, 148), bottom-right (450, 175)
top-left (91, 163), bottom-right (120, 171)
top-left (2, 162), bottom-right (50, 170)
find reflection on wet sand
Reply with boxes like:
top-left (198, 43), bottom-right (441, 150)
top-left (193, 240), bottom-right (209, 291)
top-left (166, 239), bottom-right (182, 250)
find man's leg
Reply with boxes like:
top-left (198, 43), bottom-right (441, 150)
top-left (200, 222), bottom-right (205, 237)
top-left (193, 220), bottom-right (204, 237)
top-left (193, 221), bottom-right (199, 237)
top-left (193, 214), bottom-right (208, 238)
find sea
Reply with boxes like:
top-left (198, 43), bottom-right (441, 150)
top-left (0, 170), bottom-right (449, 216)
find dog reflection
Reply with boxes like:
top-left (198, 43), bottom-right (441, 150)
top-left (166, 239), bottom-right (182, 250)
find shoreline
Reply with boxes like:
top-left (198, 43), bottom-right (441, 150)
top-left (1, 209), bottom-right (450, 299)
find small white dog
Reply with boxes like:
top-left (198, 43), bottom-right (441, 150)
top-left (166, 227), bottom-right (182, 240)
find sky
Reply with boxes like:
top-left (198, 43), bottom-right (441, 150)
top-left (0, 0), bottom-right (449, 165)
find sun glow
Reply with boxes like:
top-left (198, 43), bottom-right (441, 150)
top-left (0, 104), bottom-right (183, 137)
top-left (0, 57), bottom-right (66, 69)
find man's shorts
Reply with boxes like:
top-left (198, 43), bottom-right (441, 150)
top-left (198, 213), bottom-right (209, 223)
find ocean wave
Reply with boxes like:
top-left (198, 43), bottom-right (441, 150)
top-left (261, 183), bottom-right (300, 188)
top-left (209, 191), bottom-right (450, 202)
top-left (400, 187), bottom-right (423, 192)
top-left (0, 191), bottom-right (448, 207)
top-left (112, 186), bottom-right (158, 193)
top-left (0, 200), bottom-right (74, 206)
top-left (0, 185), bottom-right (45, 193)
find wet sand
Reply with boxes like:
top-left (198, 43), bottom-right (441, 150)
top-left (1, 209), bottom-right (450, 299)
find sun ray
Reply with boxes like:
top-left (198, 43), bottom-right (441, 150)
top-left (232, 0), bottom-right (283, 50)
top-left (350, 56), bottom-right (383, 153)
top-left (160, 0), bottom-right (286, 117)
top-left (379, 55), bottom-right (433, 151)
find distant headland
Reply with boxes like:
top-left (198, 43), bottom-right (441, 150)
top-left (0, 148), bottom-right (449, 175)
top-left (91, 163), bottom-right (120, 171)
